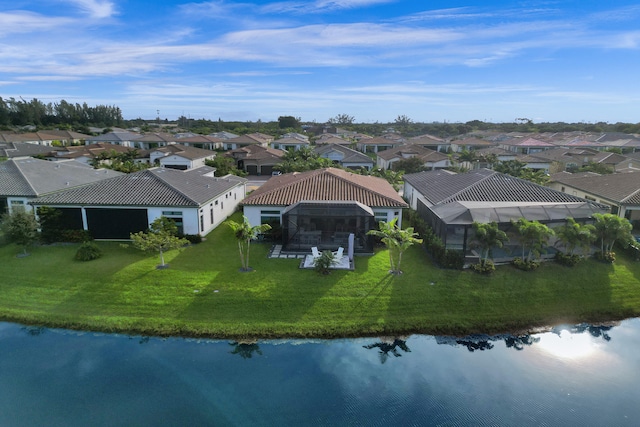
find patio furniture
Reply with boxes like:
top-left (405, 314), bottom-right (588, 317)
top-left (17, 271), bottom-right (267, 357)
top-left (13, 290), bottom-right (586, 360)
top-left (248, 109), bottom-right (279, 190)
top-left (333, 247), bottom-right (344, 259)
top-left (311, 247), bottom-right (321, 258)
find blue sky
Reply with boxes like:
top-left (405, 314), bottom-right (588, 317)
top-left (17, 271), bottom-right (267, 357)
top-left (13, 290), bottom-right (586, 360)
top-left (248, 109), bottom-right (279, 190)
top-left (1, 1), bottom-right (639, 123)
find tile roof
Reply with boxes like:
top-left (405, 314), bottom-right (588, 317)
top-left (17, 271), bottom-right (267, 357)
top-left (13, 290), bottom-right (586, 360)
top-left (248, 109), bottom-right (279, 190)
top-left (314, 144), bottom-right (374, 164)
top-left (550, 171), bottom-right (640, 204)
top-left (147, 144), bottom-right (216, 160)
top-left (86, 132), bottom-right (142, 143)
top-left (229, 145), bottom-right (285, 161)
top-left (0, 142), bottom-right (60, 158)
top-left (376, 144), bottom-right (449, 162)
top-left (242, 167), bottom-right (407, 208)
top-left (0, 157), bottom-right (123, 197)
top-left (30, 166), bottom-right (246, 207)
top-left (404, 169), bottom-right (592, 205)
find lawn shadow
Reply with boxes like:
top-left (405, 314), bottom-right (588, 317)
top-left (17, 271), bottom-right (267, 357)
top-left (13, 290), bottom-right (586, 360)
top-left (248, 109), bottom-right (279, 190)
top-left (178, 257), bottom-right (343, 326)
top-left (346, 274), bottom-right (396, 320)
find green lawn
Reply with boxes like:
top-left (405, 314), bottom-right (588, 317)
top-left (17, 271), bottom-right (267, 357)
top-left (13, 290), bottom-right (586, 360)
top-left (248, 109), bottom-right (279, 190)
top-left (1, 213), bottom-right (639, 339)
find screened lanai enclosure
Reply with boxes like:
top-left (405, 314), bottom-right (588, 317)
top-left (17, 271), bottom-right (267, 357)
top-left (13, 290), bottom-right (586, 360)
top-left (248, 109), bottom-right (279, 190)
top-left (281, 201), bottom-right (375, 253)
top-left (417, 199), bottom-right (609, 262)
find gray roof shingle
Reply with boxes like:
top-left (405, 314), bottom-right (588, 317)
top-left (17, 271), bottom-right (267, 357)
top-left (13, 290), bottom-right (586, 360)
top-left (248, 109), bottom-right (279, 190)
top-left (30, 166), bottom-right (246, 207)
top-left (0, 157), bottom-right (123, 197)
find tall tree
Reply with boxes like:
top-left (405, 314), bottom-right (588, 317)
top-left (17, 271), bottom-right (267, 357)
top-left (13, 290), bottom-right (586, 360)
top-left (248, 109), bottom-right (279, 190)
top-left (1, 210), bottom-right (40, 256)
top-left (470, 222), bottom-right (509, 264)
top-left (130, 217), bottom-right (189, 268)
top-left (367, 218), bottom-right (422, 275)
top-left (277, 116), bottom-right (300, 129)
top-left (225, 215), bottom-right (272, 272)
top-left (328, 114), bottom-right (355, 125)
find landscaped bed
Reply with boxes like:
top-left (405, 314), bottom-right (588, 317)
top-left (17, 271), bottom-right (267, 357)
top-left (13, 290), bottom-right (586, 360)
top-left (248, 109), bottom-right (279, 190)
top-left (1, 212), bottom-right (639, 339)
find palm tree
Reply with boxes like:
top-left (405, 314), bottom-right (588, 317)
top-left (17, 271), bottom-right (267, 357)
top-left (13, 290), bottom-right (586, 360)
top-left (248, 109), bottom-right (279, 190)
top-left (367, 218), bottom-right (422, 275)
top-left (555, 217), bottom-right (595, 255)
top-left (225, 215), bottom-right (272, 272)
top-left (511, 218), bottom-right (554, 262)
top-left (593, 213), bottom-right (633, 254)
top-left (470, 222), bottom-right (509, 264)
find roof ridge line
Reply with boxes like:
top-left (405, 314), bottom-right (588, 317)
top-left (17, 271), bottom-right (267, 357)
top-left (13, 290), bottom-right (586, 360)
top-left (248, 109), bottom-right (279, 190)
top-left (325, 168), bottom-right (405, 206)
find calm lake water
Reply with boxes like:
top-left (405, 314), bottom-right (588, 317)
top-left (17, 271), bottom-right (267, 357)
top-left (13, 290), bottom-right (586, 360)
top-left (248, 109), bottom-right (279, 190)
top-left (2, 319), bottom-right (640, 426)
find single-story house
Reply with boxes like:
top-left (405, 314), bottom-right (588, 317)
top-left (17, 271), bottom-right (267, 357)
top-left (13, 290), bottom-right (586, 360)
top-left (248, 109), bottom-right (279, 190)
top-left (145, 143), bottom-right (216, 170)
top-left (175, 134), bottom-right (223, 151)
top-left (85, 131), bottom-right (143, 148)
top-left (29, 166), bottom-right (246, 239)
top-left (221, 133), bottom-right (271, 151)
top-left (403, 169), bottom-right (609, 261)
top-left (356, 135), bottom-right (404, 154)
top-left (241, 167), bottom-right (407, 253)
top-left (313, 143), bottom-right (374, 170)
top-left (549, 171), bottom-right (640, 224)
top-left (498, 137), bottom-right (556, 154)
top-left (407, 134), bottom-right (450, 153)
top-left (228, 145), bottom-right (285, 175)
top-left (0, 157), bottom-right (123, 215)
top-left (376, 145), bottom-right (450, 170)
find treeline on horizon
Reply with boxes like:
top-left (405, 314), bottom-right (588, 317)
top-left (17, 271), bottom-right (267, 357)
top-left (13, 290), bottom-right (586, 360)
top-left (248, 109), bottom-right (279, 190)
top-left (1, 97), bottom-right (639, 138)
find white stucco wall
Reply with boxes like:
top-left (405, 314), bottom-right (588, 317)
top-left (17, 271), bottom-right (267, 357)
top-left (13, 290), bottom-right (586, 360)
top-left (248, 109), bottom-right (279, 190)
top-left (147, 182), bottom-right (246, 235)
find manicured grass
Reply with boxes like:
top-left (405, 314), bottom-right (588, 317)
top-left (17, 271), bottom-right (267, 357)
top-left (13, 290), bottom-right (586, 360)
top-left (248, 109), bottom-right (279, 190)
top-left (1, 213), bottom-right (639, 339)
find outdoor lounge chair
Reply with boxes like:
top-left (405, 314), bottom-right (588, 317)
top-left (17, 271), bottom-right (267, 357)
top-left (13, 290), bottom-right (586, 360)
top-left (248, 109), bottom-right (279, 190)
top-left (333, 247), bottom-right (344, 259)
top-left (311, 247), bottom-right (321, 258)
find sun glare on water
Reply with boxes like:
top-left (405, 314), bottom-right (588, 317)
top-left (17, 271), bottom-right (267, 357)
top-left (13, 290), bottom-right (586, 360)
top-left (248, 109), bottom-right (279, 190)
top-left (536, 330), bottom-right (599, 360)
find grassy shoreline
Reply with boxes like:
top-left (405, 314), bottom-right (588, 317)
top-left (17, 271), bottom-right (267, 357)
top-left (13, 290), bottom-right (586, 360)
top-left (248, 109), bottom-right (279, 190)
top-left (1, 214), bottom-right (639, 339)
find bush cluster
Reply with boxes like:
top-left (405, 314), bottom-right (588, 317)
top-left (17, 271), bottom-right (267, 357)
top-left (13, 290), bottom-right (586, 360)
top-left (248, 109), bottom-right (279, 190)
top-left (594, 251), bottom-right (616, 263)
top-left (554, 252), bottom-right (582, 267)
top-left (512, 257), bottom-right (540, 271)
top-left (75, 241), bottom-right (102, 261)
top-left (471, 260), bottom-right (495, 274)
top-left (183, 234), bottom-right (202, 244)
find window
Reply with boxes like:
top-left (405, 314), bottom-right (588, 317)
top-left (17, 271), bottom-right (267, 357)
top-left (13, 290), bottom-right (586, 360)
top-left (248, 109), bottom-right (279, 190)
top-left (161, 211), bottom-right (183, 234)
top-left (210, 208), bottom-right (214, 224)
top-left (261, 210), bottom-right (281, 225)
top-left (373, 211), bottom-right (388, 222)
top-left (200, 215), bottom-right (204, 232)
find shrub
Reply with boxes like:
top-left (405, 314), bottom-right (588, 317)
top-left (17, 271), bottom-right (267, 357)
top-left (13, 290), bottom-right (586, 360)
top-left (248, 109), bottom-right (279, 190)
top-left (594, 251), bottom-right (616, 263)
top-left (183, 234), bottom-right (202, 244)
top-left (314, 250), bottom-right (337, 275)
top-left (471, 260), bottom-right (495, 274)
top-left (512, 257), bottom-right (540, 271)
top-left (75, 241), bottom-right (102, 261)
top-left (554, 252), bottom-right (582, 267)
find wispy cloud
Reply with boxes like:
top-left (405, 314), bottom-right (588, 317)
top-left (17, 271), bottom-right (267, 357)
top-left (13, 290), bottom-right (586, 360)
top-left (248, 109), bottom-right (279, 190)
top-left (0, 11), bottom-right (73, 35)
top-left (64, 0), bottom-right (117, 19)
top-left (261, 0), bottom-right (395, 14)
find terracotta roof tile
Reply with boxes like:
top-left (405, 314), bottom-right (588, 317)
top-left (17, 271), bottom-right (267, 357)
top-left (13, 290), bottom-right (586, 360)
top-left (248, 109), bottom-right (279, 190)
top-left (242, 167), bottom-right (406, 208)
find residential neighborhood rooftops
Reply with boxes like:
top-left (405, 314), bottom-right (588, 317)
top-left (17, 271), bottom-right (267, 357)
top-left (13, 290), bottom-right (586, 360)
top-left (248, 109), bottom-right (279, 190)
top-left (550, 170), bottom-right (640, 204)
top-left (241, 167), bottom-right (407, 207)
